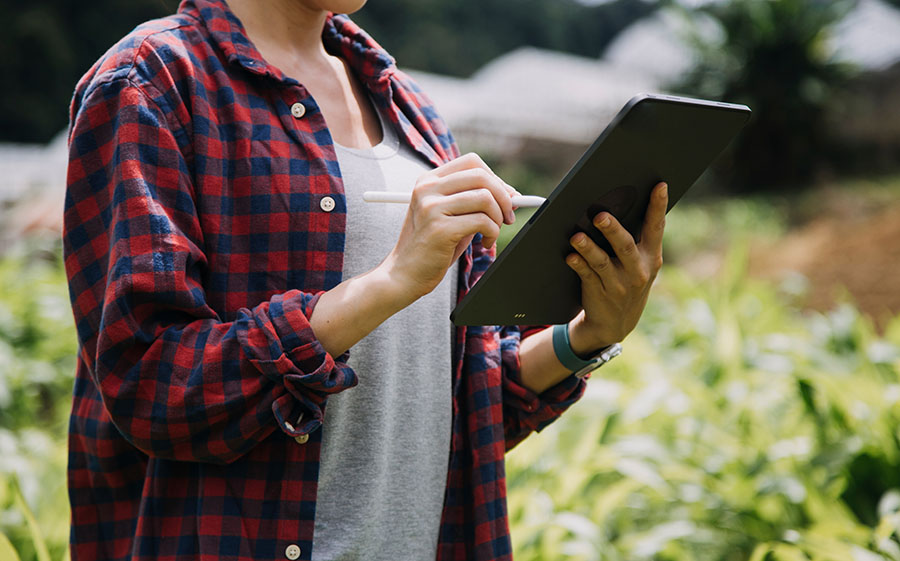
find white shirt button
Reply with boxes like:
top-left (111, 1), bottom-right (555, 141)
top-left (290, 102), bottom-right (306, 119)
top-left (319, 196), bottom-right (336, 212)
top-left (285, 544), bottom-right (301, 560)
top-left (294, 434), bottom-right (309, 444)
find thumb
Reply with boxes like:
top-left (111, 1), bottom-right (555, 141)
top-left (452, 234), bottom-right (475, 262)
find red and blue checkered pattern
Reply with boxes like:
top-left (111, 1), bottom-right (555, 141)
top-left (63, 1), bottom-right (586, 559)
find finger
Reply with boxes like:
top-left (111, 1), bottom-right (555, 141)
top-left (428, 153), bottom-right (519, 198)
top-left (569, 232), bottom-right (619, 295)
top-left (593, 212), bottom-right (642, 274)
top-left (570, 232), bottom-right (615, 275)
top-left (640, 182), bottom-right (668, 252)
top-left (445, 212), bottom-right (501, 250)
top-left (425, 153), bottom-right (515, 224)
top-left (565, 252), bottom-right (606, 292)
top-left (452, 234), bottom-right (475, 262)
top-left (430, 152), bottom-right (492, 178)
top-left (430, 168), bottom-right (515, 224)
top-left (430, 188), bottom-right (505, 230)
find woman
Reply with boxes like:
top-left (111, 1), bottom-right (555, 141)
top-left (63, 0), bottom-right (667, 559)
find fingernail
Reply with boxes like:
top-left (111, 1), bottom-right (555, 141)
top-left (659, 183), bottom-right (668, 198)
top-left (572, 234), bottom-right (586, 247)
top-left (596, 215), bottom-right (611, 228)
top-left (507, 210), bottom-right (516, 224)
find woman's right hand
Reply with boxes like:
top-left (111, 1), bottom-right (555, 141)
top-left (380, 153), bottom-right (518, 301)
top-left (308, 153), bottom-right (516, 357)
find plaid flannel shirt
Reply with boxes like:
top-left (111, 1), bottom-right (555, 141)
top-left (63, 1), bottom-right (586, 559)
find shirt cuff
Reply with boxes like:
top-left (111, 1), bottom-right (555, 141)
top-left (241, 289), bottom-right (357, 437)
top-left (501, 327), bottom-right (586, 431)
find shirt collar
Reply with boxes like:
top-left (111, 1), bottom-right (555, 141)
top-left (178, 0), bottom-right (396, 87)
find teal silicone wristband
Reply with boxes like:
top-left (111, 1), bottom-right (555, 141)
top-left (552, 323), bottom-right (594, 372)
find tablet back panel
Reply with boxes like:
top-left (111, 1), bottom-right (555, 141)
top-left (451, 94), bottom-right (751, 326)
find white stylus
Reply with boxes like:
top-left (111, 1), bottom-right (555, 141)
top-left (362, 191), bottom-right (546, 208)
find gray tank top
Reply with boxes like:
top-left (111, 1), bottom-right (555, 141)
top-left (311, 104), bottom-right (456, 561)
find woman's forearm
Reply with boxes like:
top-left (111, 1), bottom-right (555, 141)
top-left (517, 326), bottom-right (575, 394)
top-left (308, 264), bottom-right (415, 358)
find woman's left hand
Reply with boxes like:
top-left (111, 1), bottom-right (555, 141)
top-left (565, 182), bottom-right (668, 357)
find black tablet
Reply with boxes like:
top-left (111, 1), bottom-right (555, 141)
top-left (450, 93), bottom-right (751, 326)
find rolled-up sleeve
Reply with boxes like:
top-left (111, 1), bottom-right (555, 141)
top-left (64, 78), bottom-right (355, 465)
top-left (498, 325), bottom-right (586, 450)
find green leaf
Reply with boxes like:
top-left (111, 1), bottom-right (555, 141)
top-left (749, 542), bottom-right (773, 561)
top-left (0, 532), bottom-right (22, 561)
top-left (771, 543), bottom-right (810, 561)
top-left (11, 476), bottom-right (51, 561)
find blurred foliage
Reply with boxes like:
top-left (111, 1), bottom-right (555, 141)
top-left (660, 196), bottom-right (787, 262)
top-left (3, 197), bottom-right (900, 559)
top-left (352, 0), bottom-right (655, 76)
top-left (0, 0), bottom-right (654, 143)
top-left (0, 239), bottom-right (76, 432)
top-left (508, 244), bottom-right (900, 560)
top-left (0, 238), bottom-right (74, 561)
top-left (674, 0), bottom-right (858, 193)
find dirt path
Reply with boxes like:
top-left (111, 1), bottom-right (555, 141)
top-left (748, 201), bottom-right (900, 328)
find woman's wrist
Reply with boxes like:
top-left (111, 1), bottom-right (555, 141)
top-left (378, 247), bottom-right (453, 303)
top-left (309, 262), bottom-right (419, 357)
top-left (566, 313), bottom-right (616, 358)
top-left (375, 261), bottom-right (423, 309)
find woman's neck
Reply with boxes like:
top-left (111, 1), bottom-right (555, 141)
top-left (224, 0), bottom-right (383, 149)
top-left (226, 0), bottom-right (331, 66)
